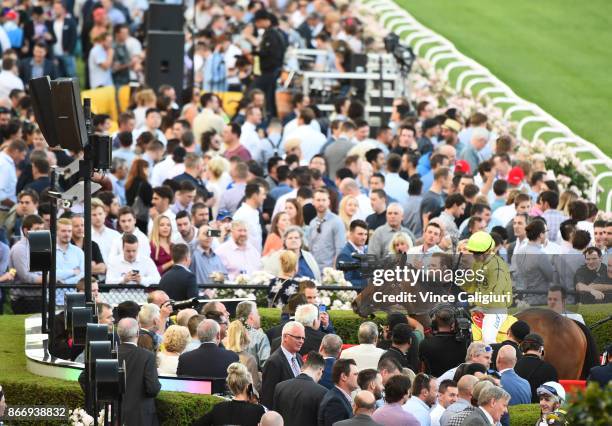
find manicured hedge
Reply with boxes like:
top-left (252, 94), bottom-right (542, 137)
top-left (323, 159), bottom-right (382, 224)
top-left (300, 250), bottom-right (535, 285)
top-left (260, 304), bottom-right (612, 349)
top-left (508, 404), bottom-right (541, 425)
top-left (0, 315), bottom-right (222, 425)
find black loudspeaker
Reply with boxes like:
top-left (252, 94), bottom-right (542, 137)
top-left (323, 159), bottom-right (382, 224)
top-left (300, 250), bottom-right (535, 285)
top-left (91, 134), bottom-right (112, 170)
top-left (145, 31), bottom-right (185, 98)
top-left (30, 77), bottom-right (60, 148)
top-left (71, 306), bottom-right (93, 346)
top-left (147, 3), bottom-right (184, 32)
top-left (96, 359), bottom-right (125, 401)
top-left (28, 230), bottom-right (52, 271)
top-left (50, 79), bottom-right (88, 152)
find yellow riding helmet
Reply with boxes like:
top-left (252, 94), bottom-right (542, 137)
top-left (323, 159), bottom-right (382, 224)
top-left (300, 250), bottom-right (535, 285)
top-left (466, 231), bottom-right (495, 253)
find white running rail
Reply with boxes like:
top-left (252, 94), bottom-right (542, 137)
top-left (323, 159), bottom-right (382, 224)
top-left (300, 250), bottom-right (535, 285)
top-left (362, 0), bottom-right (612, 211)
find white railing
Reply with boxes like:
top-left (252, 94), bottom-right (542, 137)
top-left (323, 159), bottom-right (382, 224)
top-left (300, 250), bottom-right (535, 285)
top-left (362, 0), bottom-right (612, 211)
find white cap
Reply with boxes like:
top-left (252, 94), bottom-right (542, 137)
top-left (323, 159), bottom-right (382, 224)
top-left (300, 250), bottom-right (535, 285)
top-left (537, 381), bottom-right (566, 403)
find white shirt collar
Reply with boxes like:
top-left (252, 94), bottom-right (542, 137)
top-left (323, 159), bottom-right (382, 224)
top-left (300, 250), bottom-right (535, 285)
top-left (479, 407), bottom-right (495, 425)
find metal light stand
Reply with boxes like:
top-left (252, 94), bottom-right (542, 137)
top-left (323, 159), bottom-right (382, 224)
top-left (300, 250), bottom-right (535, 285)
top-left (47, 167), bottom-right (58, 342)
top-left (82, 98), bottom-right (94, 307)
top-left (378, 55), bottom-right (385, 128)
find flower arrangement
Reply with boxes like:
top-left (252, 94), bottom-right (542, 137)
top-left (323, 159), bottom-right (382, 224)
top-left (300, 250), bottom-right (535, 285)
top-left (321, 267), bottom-right (353, 287)
top-left (69, 408), bottom-right (104, 426)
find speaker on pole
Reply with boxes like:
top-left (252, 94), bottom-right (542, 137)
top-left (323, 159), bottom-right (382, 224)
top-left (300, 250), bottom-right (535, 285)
top-left (145, 31), bottom-right (184, 98)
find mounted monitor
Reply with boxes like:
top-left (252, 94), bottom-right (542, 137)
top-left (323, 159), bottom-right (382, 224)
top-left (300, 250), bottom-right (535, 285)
top-left (29, 76), bottom-right (60, 148)
top-left (50, 78), bottom-right (89, 152)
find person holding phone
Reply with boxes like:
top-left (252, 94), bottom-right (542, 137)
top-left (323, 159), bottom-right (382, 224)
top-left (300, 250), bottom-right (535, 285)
top-left (190, 225), bottom-right (228, 283)
top-left (105, 234), bottom-right (161, 285)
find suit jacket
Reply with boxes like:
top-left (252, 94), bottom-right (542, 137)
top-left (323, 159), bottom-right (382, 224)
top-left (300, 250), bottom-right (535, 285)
top-left (159, 264), bottom-right (198, 301)
top-left (273, 373), bottom-right (328, 426)
top-left (588, 364), bottom-right (612, 388)
top-left (336, 242), bottom-right (367, 288)
top-left (54, 17), bottom-right (78, 54)
top-left (18, 58), bottom-right (58, 84)
top-left (118, 342), bottom-right (161, 426)
top-left (176, 342), bottom-right (239, 394)
top-left (333, 414), bottom-right (383, 426)
top-left (271, 326), bottom-right (326, 356)
top-left (318, 386), bottom-right (354, 426)
top-left (461, 407), bottom-right (492, 426)
top-left (261, 347), bottom-right (302, 408)
top-left (319, 357), bottom-right (336, 389)
top-left (500, 369), bottom-right (531, 405)
top-left (23, 20), bottom-right (57, 56)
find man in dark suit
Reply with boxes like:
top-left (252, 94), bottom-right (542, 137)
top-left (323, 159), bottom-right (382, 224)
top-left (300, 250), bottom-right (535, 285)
top-left (497, 345), bottom-right (531, 405)
top-left (177, 319), bottom-right (239, 394)
top-left (587, 344), bottom-right (612, 387)
top-left (319, 333), bottom-right (343, 390)
top-left (273, 351), bottom-right (328, 426)
top-left (333, 391), bottom-right (383, 426)
top-left (461, 385), bottom-right (510, 426)
top-left (116, 317), bottom-right (161, 426)
top-left (335, 220), bottom-right (368, 289)
top-left (261, 321), bottom-right (305, 408)
top-left (159, 243), bottom-right (198, 301)
top-left (18, 42), bottom-right (58, 86)
top-left (266, 293), bottom-right (307, 343)
top-left (491, 320), bottom-right (529, 370)
top-left (271, 304), bottom-right (326, 355)
top-left (318, 359), bottom-right (358, 426)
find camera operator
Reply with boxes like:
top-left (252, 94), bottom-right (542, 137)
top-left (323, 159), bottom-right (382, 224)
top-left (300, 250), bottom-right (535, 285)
top-left (418, 307), bottom-right (468, 377)
top-left (335, 219), bottom-right (369, 289)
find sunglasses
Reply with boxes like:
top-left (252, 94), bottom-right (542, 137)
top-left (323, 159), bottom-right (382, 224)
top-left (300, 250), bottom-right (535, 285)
top-left (316, 219), bottom-right (326, 233)
top-left (287, 333), bottom-right (305, 341)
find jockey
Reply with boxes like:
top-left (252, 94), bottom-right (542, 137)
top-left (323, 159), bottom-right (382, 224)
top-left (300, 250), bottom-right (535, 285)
top-left (461, 231), bottom-right (513, 344)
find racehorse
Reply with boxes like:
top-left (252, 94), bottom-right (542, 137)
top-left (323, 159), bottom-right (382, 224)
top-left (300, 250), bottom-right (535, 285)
top-left (351, 255), bottom-right (597, 379)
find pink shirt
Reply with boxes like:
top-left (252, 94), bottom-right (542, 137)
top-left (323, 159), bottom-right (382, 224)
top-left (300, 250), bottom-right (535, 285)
top-left (215, 239), bottom-right (262, 280)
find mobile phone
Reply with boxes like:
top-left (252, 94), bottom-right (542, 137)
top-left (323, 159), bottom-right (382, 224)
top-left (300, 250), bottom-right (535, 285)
top-left (319, 304), bottom-right (327, 313)
top-left (132, 270), bottom-right (139, 275)
top-left (9, 268), bottom-right (16, 275)
top-left (207, 229), bottom-right (221, 237)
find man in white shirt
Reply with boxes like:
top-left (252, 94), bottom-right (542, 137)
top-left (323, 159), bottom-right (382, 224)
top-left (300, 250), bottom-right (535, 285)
top-left (403, 373), bottom-right (437, 425)
top-left (282, 107), bottom-right (326, 164)
top-left (148, 186), bottom-right (178, 236)
top-left (108, 207), bottom-right (151, 261)
top-left (133, 108), bottom-right (167, 146)
top-left (91, 198), bottom-right (121, 263)
top-left (0, 140), bottom-right (27, 221)
top-left (407, 222), bottom-right (443, 257)
top-left (88, 32), bottom-right (114, 88)
top-left (172, 210), bottom-right (198, 246)
top-left (339, 322), bottom-right (385, 371)
top-left (240, 105), bottom-right (263, 163)
top-left (0, 58), bottom-right (24, 101)
top-left (192, 93), bottom-right (225, 142)
top-left (233, 182), bottom-right (267, 253)
top-left (106, 233), bottom-right (160, 285)
top-left (430, 379), bottom-right (458, 426)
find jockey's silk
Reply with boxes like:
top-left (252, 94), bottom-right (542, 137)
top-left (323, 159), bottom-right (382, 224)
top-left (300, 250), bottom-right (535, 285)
top-left (471, 311), bottom-right (518, 344)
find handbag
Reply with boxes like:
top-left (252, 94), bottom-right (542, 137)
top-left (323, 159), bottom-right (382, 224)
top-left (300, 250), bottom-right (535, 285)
top-left (132, 181), bottom-right (149, 222)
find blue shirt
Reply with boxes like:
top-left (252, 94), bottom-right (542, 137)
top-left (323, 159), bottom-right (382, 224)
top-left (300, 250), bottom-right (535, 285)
top-left (269, 183), bottom-right (292, 200)
top-left (0, 152), bottom-right (17, 205)
top-left (384, 173), bottom-right (409, 206)
top-left (56, 243), bottom-right (85, 284)
top-left (190, 245), bottom-right (228, 283)
top-left (403, 396), bottom-right (431, 426)
top-left (297, 253), bottom-right (315, 280)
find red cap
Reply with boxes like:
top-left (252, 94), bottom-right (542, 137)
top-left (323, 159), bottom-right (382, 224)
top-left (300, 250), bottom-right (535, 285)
top-left (454, 160), bottom-right (471, 174)
top-left (508, 166), bottom-right (525, 186)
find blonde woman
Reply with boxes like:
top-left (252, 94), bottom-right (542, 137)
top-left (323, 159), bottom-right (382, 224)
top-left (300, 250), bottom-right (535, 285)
top-left (157, 325), bottom-right (190, 375)
top-left (262, 212), bottom-right (291, 256)
top-left (206, 155), bottom-right (231, 215)
top-left (339, 195), bottom-right (359, 230)
top-left (133, 89), bottom-right (157, 128)
top-left (192, 363), bottom-right (265, 426)
top-left (388, 232), bottom-right (414, 255)
top-left (262, 226), bottom-right (321, 282)
top-left (267, 250), bottom-right (299, 307)
top-left (226, 320), bottom-right (261, 393)
top-left (149, 215), bottom-right (173, 275)
top-left (558, 190), bottom-right (578, 216)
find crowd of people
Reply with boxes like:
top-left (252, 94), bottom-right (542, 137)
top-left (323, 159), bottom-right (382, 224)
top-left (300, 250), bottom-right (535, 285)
top-left (41, 284), bottom-right (611, 425)
top-left (0, 0), bottom-right (610, 424)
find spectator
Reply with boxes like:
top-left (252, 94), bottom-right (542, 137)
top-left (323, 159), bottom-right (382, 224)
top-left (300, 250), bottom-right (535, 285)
top-left (117, 317), bottom-right (161, 425)
top-left (437, 194), bottom-right (466, 241)
top-left (0, 58), bottom-right (24, 101)
top-left (318, 358), bottom-right (358, 426)
top-left (148, 185), bottom-right (177, 235)
top-left (172, 210), bottom-right (198, 246)
top-left (318, 333), bottom-right (344, 390)
top-left (190, 224), bottom-right (228, 283)
top-left (514, 333), bottom-right (558, 403)
top-left (340, 322), bottom-right (386, 371)
top-left (157, 325), bottom-right (190, 375)
top-left (336, 219), bottom-right (369, 289)
top-left (460, 385), bottom-right (510, 426)
top-left (235, 300), bottom-right (271, 370)
top-left (377, 356), bottom-right (403, 386)
top-left (260, 321), bottom-right (305, 408)
top-left (496, 345), bottom-right (531, 405)
top-left (380, 323), bottom-right (415, 370)
top-left (384, 153), bottom-right (409, 206)
top-left (587, 343), bottom-right (612, 387)
top-left (216, 220), bottom-right (262, 279)
top-left (108, 207), bottom-right (151, 262)
top-left (218, 161), bottom-right (249, 214)
top-left (366, 188), bottom-right (388, 232)
top-left (539, 191), bottom-right (567, 242)
top-left (263, 212), bottom-right (291, 256)
top-left (0, 140), bottom-right (27, 221)
top-left (421, 167), bottom-right (450, 229)
top-left (429, 380), bottom-right (458, 426)
top-left (159, 243), bottom-right (198, 301)
top-left (438, 342), bottom-right (493, 384)
top-left (259, 411), bottom-right (284, 426)
top-left (357, 369), bottom-right (385, 408)
top-left (324, 121), bottom-right (356, 179)
top-left (171, 181), bottom-right (197, 216)
top-left (273, 351), bottom-right (328, 426)
top-left (192, 362), bottom-right (265, 426)
top-left (149, 215), bottom-right (174, 275)
top-left (372, 374), bottom-right (419, 426)
top-left (106, 233), bottom-right (160, 285)
top-left (546, 286), bottom-right (585, 324)
top-left (368, 203), bottom-right (414, 260)
top-left (439, 374), bottom-right (479, 426)
top-left (234, 182), bottom-right (267, 252)
top-left (226, 320), bottom-right (261, 394)
top-left (574, 247), bottom-right (608, 301)
top-left (54, 219), bottom-right (84, 307)
top-left (308, 188), bottom-right (346, 270)
top-left (334, 391), bottom-right (382, 426)
top-left (70, 214), bottom-right (105, 277)
top-left (184, 314), bottom-right (205, 353)
top-left (403, 373), bottom-right (437, 426)
top-left (490, 320), bottom-right (530, 370)
top-left (88, 33), bottom-right (113, 87)
top-left (177, 319), bottom-right (240, 394)
top-left (91, 198), bottom-right (121, 263)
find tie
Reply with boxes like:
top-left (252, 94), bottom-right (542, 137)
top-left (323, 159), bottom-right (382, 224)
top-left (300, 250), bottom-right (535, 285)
top-left (291, 356), bottom-right (300, 377)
